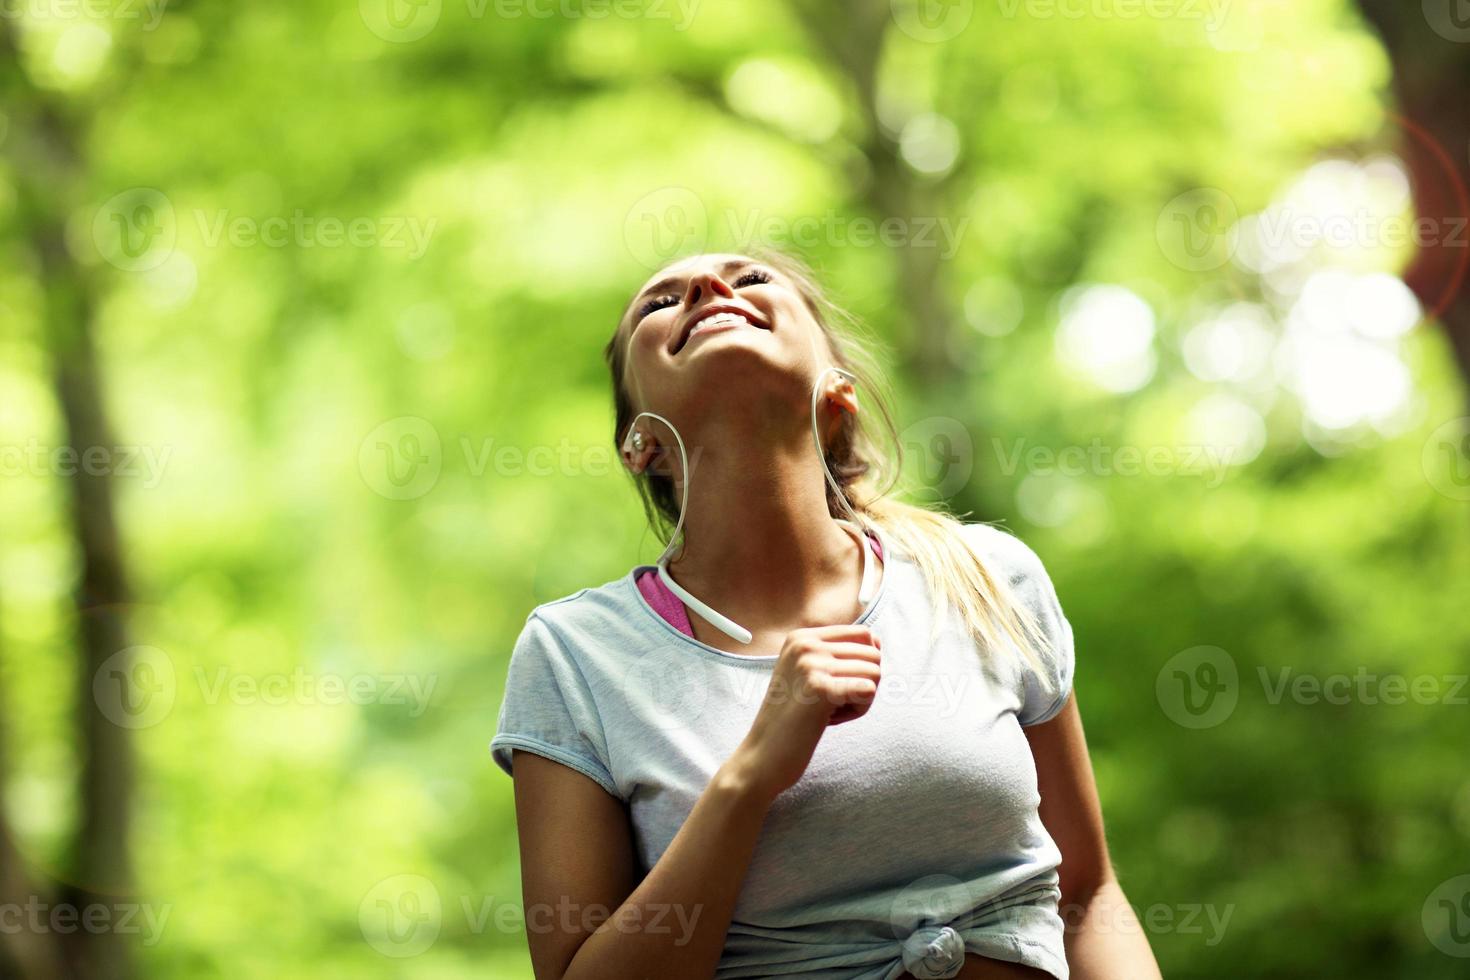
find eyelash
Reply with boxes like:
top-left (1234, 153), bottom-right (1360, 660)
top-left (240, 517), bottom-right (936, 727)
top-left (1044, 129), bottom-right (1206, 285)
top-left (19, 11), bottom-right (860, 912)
top-left (733, 268), bottom-right (772, 289)
top-left (635, 268), bottom-right (772, 322)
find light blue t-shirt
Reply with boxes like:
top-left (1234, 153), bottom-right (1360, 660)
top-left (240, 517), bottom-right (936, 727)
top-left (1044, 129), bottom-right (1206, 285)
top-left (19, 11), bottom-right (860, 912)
top-left (490, 521), bottom-right (1076, 980)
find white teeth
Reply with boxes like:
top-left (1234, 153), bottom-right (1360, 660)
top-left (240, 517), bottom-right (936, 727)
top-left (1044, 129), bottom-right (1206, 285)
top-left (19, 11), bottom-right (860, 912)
top-left (693, 312), bottom-right (749, 332)
top-left (679, 311), bottom-right (759, 352)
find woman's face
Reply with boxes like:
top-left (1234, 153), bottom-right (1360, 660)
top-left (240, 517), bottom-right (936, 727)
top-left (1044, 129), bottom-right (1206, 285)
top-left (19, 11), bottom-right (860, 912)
top-left (616, 253), bottom-right (828, 419)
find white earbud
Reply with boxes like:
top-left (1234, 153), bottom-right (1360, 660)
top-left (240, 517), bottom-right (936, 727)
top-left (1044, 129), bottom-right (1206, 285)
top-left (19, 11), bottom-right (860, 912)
top-left (622, 426), bottom-right (646, 458)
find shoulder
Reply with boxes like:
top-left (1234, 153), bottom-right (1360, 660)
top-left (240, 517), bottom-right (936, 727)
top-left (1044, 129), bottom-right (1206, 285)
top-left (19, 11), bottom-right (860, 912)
top-left (500, 575), bottom-right (644, 706)
top-left (955, 521), bottom-right (1054, 593)
top-left (510, 570), bottom-right (653, 672)
top-left (521, 571), bottom-right (642, 639)
top-left (955, 521), bottom-right (1071, 655)
top-left (958, 522), bottom-right (1076, 725)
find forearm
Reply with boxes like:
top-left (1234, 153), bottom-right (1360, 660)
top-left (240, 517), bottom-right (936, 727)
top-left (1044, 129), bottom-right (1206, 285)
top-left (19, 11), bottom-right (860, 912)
top-left (561, 753), bottom-right (772, 980)
top-left (1061, 876), bottom-right (1162, 980)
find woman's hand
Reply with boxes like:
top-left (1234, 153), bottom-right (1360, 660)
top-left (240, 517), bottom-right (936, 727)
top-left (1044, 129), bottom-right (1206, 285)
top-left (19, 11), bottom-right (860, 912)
top-left (728, 624), bottom-right (883, 804)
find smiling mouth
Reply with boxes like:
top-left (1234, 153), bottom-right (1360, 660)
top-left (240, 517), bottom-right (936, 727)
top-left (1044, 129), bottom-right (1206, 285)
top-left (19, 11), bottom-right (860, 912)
top-left (673, 308), bottom-right (770, 355)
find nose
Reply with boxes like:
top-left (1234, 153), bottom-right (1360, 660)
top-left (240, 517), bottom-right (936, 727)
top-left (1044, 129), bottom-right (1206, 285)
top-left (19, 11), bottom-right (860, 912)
top-left (682, 269), bottom-right (735, 308)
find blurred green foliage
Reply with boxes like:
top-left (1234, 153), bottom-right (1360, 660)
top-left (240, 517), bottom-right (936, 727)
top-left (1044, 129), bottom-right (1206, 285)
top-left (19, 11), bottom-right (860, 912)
top-left (2, 0), bottom-right (1468, 978)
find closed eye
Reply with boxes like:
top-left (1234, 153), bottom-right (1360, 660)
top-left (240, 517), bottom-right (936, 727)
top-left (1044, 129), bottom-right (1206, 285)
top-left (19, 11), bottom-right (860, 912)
top-left (635, 294), bottom-right (678, 322)
top-left (733, 268), bottom-right (772, 288)
top-left (634, 267), bottom-right (770, 324)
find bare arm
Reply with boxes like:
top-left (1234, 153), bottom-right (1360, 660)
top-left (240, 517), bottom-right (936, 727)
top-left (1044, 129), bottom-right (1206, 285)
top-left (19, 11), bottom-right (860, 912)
top-left (1025, 695), bottom-right (1163, 980)
top-left (511, 748), bottom-right (774, 980)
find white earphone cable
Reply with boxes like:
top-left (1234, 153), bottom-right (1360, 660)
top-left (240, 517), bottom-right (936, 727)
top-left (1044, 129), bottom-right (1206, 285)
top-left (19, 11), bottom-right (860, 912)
top-left (624, 366), bottom-right (876, 644)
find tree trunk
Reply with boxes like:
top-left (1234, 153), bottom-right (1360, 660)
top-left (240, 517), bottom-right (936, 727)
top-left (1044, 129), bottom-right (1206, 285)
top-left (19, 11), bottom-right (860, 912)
top-left (1353, 0), bottom-right (1470, 390)
top-left (2, 21), bottom-right (138, 980)
top-left (789, 0), bottom-right (962, 389)
top-left (0, 597), bottom-right (71, 978)
top-left (786, 0), bottom-right (998, 518)
top-left (49, 286), bottom-right (138, 980)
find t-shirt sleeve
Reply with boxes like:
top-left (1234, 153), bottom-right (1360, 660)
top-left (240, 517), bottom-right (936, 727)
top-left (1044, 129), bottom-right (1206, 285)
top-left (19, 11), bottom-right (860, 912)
top-left (489, 613), bottom-right (621, 799)
top-left (969, 524), bottom-right (1077, 727)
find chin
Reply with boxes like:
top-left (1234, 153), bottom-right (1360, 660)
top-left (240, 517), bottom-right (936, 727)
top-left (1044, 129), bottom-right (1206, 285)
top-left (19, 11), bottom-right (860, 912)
top-left (681, 343), bottom-right (813, 406)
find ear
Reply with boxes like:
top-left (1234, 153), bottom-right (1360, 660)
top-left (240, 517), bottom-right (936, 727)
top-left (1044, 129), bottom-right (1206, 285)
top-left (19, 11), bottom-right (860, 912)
top-left (824, 371), bottom-right (859, 417)
top-left (820, 370), bottom-right (860, 443)
top-left (621, 426), bottom-right (657, 475)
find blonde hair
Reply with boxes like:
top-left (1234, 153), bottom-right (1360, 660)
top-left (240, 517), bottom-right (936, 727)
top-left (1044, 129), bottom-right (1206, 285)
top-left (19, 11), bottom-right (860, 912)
top-left (603, 248), bottom-right (1055, 688)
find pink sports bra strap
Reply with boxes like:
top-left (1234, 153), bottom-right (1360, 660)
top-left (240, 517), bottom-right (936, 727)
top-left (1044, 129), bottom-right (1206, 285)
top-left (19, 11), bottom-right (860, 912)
top-left (636, 529), bottom-right (883, 638)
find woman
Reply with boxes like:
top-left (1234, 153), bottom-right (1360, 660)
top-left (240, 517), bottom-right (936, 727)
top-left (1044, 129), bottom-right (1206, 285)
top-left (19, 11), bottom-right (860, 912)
top-left (490, 250), bottom-right (1162, 980)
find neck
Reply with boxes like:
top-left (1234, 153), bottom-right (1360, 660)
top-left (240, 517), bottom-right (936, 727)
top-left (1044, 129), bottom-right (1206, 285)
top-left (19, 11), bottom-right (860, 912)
top-left (662, 417), bottom-right (861, 621)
